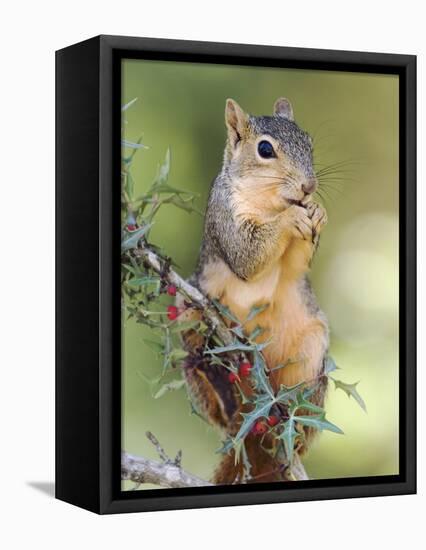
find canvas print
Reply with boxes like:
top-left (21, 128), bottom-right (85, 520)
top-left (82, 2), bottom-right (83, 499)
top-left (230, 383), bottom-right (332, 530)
top-left (120, 60), bottom-right (399, 490)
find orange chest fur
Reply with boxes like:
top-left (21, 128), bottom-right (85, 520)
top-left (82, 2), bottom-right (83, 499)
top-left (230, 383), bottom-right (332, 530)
top-left (199, 247), bottom-right (318, 388)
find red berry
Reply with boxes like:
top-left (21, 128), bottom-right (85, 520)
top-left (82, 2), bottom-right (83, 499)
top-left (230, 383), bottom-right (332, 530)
top-left (167, 305), bottom-right (179, 321)
top-left (252, 421), bottom-right (267, 435)
top-left (126, 223), bottom-right (137, 232)
top-left (167, 285), bottom-right (177, 296)
top-left (267, 415), bottom-right (280, 427)
top-left (239, 362), bottom-right (252, 377)
top-left (228, 372), bottom-right (240, 384)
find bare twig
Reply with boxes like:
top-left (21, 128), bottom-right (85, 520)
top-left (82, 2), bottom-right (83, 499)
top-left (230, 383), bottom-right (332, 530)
top-left (121, 451), bottom-right (212, 488)
top-left (121, 432), bottom-right (212, 489)
top-left (174, 449), bottom-right (182, 468)
top-left (145, 431), bottom-right (170, 463)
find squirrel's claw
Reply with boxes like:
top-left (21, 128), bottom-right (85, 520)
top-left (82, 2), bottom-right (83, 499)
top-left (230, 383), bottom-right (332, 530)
top-left (284, 205), bottom-right (313, 241)
top-left (306, 202), bottom-right (328, 236)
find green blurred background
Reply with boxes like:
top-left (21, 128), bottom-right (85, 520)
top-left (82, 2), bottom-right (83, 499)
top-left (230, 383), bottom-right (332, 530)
top-left (121, 59), bottom-right (399, 489)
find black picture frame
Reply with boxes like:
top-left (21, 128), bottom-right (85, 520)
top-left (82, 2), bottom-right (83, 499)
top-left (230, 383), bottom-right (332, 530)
top-left (56, 35), bottom-right (416, 514)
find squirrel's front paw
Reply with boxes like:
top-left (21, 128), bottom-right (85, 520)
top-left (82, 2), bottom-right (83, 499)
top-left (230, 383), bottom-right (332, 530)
top-left (306, 202), bottom-right (328, 238)
top-left (283, 205), bottom-right (313, 241)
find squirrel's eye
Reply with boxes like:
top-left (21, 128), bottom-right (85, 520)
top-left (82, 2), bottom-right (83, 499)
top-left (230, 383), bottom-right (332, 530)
top-left (257, 140), bottom-right (275, 159)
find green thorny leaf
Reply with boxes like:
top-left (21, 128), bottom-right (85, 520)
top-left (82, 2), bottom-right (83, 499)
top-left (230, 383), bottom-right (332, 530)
top-left (137, 370), bottom-right (163, 393)
top-left (324, 355), bottom-right (339, 375)
top-left (154, 378), bottom-right (186, 399)
top-left (235, 394), bottom-right (275, 442)
top-left (332, 378), bottom-right (367, 412)
top-left (204, 341), bottom-right (270, 356)
top-left (233, 440), bottom-right (252, 481)
top-left (289, 387), bottom-right (344, 435)
top-left (325, 356), bottom-right (366, 412)
top-left (126, 276), bottom-right (159, 289)
top-left (212, 299), bottom-right (240, 325)
top-left (251, 349), bottom-right (275, 397)
top-left (277, 393), bottom-right (344, 463)
top-left (224, 356), bottom-right (309, 448)
top-left (292, 413), bottom-right (344, 435)
top-left (142, 338), bottom-right (164, 354)
top-left (121, 224), bottom-right (152, 251)
top-left (216, 434), bottom-right (253, 481)
top-left (122, 98), bottom-right (138, 112)
top-left (132, 148), bottom-right (200, 225)
top-left (293, 390), bottom-right (325, 414)
top-left (166, 349), bottom-right (189, 362)
top-left (246, 302), bottom-right (270, 322)
top-left (122, 262), bottom-right (139, 276)
top-left (279, 419), bottom-right (300, 464)
top-left (140, 324), bottom-right (190, 377)
top-left (217, 437), bottom-right (234, 455)
top-left (248, 326), bottom-right (265, 340)
top-left (124, 171), bottom-right (135, 199)
top-left (161, 348), bottom-right (189, 376)
top-left (158, 147), bottom-right (170, 183)
top-left (276, 383), bottom-right (307, 405)
top-left (144, 148), bottom-right (197, 199)
top-left (122, 138), bottom-right (148, 150)
top-left (138, 368), bottom-right (185, 400)
top-left (121, 99), bottom-right (148, 166)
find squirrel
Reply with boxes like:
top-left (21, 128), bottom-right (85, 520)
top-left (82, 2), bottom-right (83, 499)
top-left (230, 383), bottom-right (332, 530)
top-left (176, 97), bottom-right (329, 484)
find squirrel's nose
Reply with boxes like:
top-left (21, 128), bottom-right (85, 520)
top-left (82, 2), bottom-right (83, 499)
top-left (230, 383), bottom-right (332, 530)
top-left (302, 179), bottom-right (317, 195)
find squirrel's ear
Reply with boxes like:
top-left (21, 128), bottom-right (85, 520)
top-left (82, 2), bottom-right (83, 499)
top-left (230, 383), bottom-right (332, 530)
top-left (225, 99), bottom-right (248, 147)
top-left (273, 97), bottom-right (294, 121)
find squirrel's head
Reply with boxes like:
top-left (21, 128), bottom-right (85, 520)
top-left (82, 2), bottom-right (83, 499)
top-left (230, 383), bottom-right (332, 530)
top-left (223, 98), bottom-right (317, 214)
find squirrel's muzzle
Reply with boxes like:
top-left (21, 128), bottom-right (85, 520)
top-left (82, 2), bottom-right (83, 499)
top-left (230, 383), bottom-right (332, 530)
top-left (302, 177), bottom-right (318, 195)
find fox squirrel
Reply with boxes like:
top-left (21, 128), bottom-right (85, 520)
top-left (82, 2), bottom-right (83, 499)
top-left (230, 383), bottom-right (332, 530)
top-left (177, 98), bottom-right (329, 484)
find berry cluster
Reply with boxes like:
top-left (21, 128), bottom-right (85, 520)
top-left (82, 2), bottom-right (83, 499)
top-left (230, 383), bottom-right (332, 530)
top-left (227, 361), bottom-right (281, 434)
top-left (251, 416), bottom-right (280, 436)
top-left (228, 361), bottom-right (253, 384)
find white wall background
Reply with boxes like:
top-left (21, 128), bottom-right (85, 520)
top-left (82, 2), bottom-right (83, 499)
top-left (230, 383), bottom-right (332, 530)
top-left (1, 1), bottom-right (423, 548)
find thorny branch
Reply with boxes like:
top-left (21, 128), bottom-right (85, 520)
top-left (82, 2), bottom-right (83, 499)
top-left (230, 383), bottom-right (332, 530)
top-left (122, 241), bottom-right (311, 489)
top-left (134, 244), bottom-right (234, 345)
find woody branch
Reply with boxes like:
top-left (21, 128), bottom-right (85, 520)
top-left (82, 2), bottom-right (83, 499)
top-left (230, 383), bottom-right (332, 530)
top-left (122, 432), bottom-right (212, 489)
